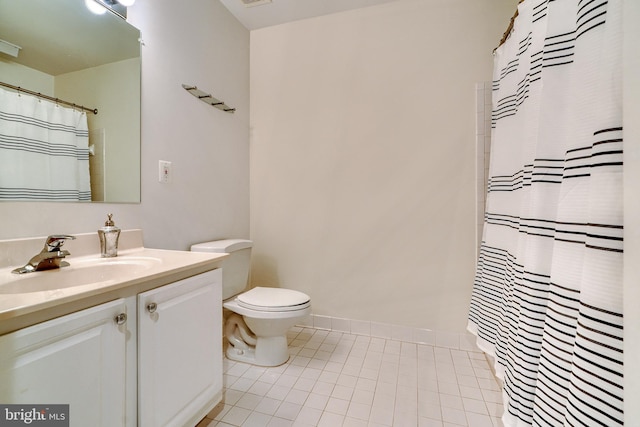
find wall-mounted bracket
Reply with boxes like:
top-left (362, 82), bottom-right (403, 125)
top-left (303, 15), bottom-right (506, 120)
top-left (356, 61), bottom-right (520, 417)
top-left (182, 84), bottom-right (235, 113)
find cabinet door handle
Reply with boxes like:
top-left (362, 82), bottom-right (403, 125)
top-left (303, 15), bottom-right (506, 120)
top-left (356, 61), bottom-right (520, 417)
top-left (147, 302), bottom-right (157, 313)
top-left (114, 313), bottom-right (127, 325)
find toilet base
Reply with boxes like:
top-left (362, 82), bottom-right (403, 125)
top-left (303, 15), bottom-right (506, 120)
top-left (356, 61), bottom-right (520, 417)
top-left (226, 335), bottom-right (290, 367)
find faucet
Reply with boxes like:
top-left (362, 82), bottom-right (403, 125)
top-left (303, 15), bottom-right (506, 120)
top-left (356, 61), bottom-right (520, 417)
top-left (12, 235), bottom-right (76, 274)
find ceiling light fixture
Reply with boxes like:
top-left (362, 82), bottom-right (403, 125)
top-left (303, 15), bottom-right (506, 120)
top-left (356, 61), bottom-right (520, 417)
top-left (85, 0), bottom-right (135, 16)
top-left (85, 0), bottom-right (108, 14)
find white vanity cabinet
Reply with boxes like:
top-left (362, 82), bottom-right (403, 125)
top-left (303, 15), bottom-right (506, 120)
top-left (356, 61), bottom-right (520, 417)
top-left (0, 298), bottom-right (131, 427)
top-left (0, 268), bottom-right (223, 427)
top-left (137, 269), bottom-right (222, 427)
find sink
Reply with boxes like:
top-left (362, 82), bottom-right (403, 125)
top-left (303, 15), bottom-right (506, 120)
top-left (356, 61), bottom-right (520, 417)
top-left (0, 256), bottom-right (161, 294)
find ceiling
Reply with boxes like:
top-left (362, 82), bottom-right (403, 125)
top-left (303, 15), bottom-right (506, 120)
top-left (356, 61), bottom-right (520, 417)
top-left (218, 0), bottom-right (402, 30)
top-left (0, 0), bottom-right (399, 77)
top-left (0, 0), bottom-right (139, 76)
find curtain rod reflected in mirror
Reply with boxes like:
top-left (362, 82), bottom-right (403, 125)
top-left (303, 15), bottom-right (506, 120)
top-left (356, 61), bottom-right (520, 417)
top-left (0, 81), bottom-right (98, 115)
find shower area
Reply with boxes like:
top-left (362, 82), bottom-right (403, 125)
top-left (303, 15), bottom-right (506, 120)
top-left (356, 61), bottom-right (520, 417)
top-left (468, 0), bottom-right (624, 426)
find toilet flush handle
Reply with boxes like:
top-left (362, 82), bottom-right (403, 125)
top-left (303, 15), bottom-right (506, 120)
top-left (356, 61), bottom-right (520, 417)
top-left (147, 302), bottom-right (157, 313)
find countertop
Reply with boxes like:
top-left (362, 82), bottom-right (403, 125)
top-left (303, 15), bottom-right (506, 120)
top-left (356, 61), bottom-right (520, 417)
top-left (0, 230), bottom-right (227, 335)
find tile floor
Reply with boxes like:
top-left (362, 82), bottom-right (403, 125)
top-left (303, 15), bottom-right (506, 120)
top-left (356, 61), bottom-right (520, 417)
top-left (197, 326), bottom-right (504, 427)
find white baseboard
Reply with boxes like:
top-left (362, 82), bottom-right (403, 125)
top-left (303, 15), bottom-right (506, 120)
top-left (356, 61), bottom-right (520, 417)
top-left (297, 314), bottom-right (480, 352)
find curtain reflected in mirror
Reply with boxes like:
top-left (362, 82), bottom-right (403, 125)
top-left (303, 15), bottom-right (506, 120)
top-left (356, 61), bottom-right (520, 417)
top-left (0, 0), bottom-right (141, 203)
top-left (0, 88), bottom-right (91, 200)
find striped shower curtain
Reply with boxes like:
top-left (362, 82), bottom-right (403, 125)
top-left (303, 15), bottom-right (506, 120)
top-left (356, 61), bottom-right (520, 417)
top-left (468, 0), bottom-right (623, 426)
top-left (0, 87), bottom-right (91, 201)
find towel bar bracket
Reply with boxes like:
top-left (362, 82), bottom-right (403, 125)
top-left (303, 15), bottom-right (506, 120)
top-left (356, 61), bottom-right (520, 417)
top-left (182, 83), bottom-right (235, 114)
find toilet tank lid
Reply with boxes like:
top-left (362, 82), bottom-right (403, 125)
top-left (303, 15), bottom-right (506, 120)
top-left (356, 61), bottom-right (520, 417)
top-left (190, 239), bottom-right (253, 253)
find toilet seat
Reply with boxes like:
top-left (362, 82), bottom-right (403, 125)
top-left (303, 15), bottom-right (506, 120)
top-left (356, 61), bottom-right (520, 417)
top-left (237, 287), bottom-right (310, 312)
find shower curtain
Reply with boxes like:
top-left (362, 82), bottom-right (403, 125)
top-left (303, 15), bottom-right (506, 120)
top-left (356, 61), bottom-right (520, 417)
top-left (468, 0), bottom-right (622, 426)
top-left (0, 87), bottom-right (91, 201)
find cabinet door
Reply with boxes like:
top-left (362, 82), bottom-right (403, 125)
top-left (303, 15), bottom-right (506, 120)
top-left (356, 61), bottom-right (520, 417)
top-left (0, 299), bottom-right (129, 427)
top-left (138, 269), bottom-right (222, 427)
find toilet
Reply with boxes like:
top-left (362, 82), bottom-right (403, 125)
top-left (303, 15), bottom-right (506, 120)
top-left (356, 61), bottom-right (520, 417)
top-left (191, 239), bottom-right (311, 366)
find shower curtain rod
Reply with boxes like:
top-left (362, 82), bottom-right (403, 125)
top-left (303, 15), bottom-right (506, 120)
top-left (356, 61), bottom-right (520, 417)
top-left (0, 81), bottom-right (98, 115)
top-left (496, 0), bottom-right (525, 51)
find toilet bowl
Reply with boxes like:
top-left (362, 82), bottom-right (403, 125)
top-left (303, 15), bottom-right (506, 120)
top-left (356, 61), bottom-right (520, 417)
top-left (191, 239), bottom-right (311, 366)
top-left (224, 286), bottom-right (311, 366)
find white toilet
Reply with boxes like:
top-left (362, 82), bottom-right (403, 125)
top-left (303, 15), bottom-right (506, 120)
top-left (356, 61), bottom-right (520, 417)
top-left (191, 239), bottom-right (311, 366)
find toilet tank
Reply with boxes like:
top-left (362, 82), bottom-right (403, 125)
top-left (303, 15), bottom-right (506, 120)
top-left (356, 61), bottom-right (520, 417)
top-left (190, 239), bottom-right (253, 300)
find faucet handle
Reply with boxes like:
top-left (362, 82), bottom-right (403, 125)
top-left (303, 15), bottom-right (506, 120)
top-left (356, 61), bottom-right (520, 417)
top-left (44, 235), bottom-right (76, 252)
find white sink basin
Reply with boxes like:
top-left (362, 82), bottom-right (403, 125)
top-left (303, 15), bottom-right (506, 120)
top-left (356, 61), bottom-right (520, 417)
top-left (0, 256), bottom-right (161, 294)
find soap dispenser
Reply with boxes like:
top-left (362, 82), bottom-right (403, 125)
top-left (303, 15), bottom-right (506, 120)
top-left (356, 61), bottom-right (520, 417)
top-left (98, 213), bottom-right (121, 257)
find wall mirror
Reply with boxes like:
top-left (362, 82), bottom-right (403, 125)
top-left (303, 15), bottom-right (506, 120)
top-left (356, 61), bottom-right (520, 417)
top-left (0, 0), bottom-right (141, 203)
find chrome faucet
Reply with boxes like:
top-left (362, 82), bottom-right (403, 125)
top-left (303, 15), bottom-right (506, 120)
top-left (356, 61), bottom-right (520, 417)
top-left (12, 235), bottom-right (76, 274)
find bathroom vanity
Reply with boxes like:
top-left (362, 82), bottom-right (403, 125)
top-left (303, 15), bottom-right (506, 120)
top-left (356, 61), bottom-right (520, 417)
top-left (0, 230), bottom-right (227, 427)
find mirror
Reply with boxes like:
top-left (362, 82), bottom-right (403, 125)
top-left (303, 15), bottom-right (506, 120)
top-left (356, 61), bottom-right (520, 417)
top-left (0, 0), bottom-right (141, 203)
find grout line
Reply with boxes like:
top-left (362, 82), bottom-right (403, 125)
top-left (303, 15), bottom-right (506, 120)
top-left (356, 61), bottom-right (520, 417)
top-left (200, 325), bottom-right (504, 427)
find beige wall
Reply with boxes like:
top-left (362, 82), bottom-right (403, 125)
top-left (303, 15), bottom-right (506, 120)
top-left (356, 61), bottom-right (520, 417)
top-left (250, 0), bottom-right (518, 332)
top-left (0, 0), bottom-right (250, 252)
top-left (0, 61), bottom-right (53, 94)
top-left (56, 58), bottom-right (141, 203)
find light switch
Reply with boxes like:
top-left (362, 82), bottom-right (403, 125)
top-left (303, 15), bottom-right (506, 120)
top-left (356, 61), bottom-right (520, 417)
top-left (159, 160), bottom-right (172, 183)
